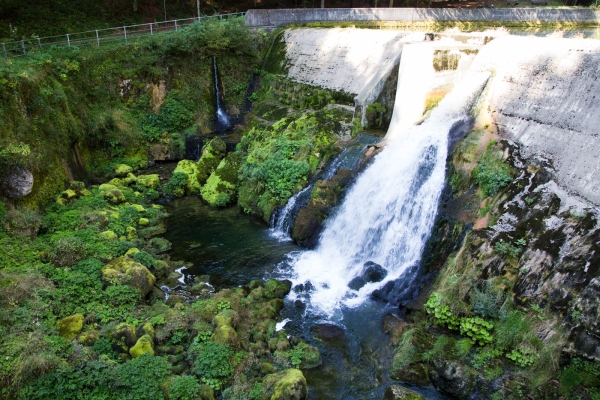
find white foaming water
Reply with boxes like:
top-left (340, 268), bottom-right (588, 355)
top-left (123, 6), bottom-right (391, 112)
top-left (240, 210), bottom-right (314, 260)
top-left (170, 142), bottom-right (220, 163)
top-left (285, 73), bottom-right (490, 316)
top-left (269, 185), bottom-right (312, 241)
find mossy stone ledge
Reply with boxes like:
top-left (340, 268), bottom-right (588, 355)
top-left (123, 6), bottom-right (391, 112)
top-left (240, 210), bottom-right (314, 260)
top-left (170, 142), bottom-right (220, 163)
top-left (101, 255), bottom-right (156, 296)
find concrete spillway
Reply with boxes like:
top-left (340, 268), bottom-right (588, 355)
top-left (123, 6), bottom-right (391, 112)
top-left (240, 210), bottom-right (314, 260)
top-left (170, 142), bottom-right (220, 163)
top-left (279, 27), bottom-right (600, 205)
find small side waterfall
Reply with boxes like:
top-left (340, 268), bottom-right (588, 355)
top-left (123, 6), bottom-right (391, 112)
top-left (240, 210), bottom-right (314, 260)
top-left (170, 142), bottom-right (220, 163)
top-left (213, 56), bottom-right (231, 131)
top-left (269, 135), bottom-right (380, 241)
top-left (269, 186), bottom-right (313, 241)
top-left (285, 73), bottom-right (489, 316)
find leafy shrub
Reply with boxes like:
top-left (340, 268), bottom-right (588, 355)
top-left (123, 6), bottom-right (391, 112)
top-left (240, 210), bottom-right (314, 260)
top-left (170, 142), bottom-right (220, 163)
top-left (48, 236), bottom-right (86, 267)
top-left (170, 375), bottom-right (201, 400)
top-left (494, 241), bottom-right (521, 259)
top-left (132, 251), bottom-right (156, 269)
top-left (164, 172), bottom-right (189, 197)
top-left (459, 317), bottom-right (494, 346)
top-left (472, 142), bottom-right (512, 196)
top-left (425, 292), bottom-right (460, 330)
top-left (286, 348), bottom-right (304, 368)
top-left (507, 347), bottom-right (537, 367)
top-left (3, 209), bottom-right (42, 239)
top-left (469, 282), bottom-right (506, 319)
top-left (189, 339), bottom-right (234, 390)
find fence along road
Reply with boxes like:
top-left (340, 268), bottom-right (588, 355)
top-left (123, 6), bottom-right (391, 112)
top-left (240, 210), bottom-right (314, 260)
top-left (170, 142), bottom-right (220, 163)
top-left (1, 13), bottom-right (246, 59)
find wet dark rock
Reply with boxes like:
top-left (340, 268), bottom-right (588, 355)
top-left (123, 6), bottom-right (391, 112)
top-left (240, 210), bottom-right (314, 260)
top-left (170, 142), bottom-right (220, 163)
top-left (390, 363), bottom-right (431, 387)
top-left (348, 276), bottom-right (366, 291)
top-left (383, 385), bottom-right (426, 400)
top-left (1, 167), bottom-right (34, 198)
top-left (381, 314), bottom-right (411, 346)
top-left (294, 300), bottom-right (304, 308)
top-left (430, 360), bottom-right (476, 398)
top-left (362, 261), bottom-right (387, 283)
top-left (312, 323), bottom-right (344, 341)
top-left (570, 278), bottom-right (600, 359)
top-left (166, 294), bottom-right (186, 307)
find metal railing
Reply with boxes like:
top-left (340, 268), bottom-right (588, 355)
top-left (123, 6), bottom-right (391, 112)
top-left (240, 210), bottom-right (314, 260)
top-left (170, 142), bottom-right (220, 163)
top-left (1, 12), bottom-right (246, 59)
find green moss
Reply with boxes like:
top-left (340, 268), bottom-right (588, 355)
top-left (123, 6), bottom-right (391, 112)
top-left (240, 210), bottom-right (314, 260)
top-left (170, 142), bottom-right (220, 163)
top-left (261, 369), bottom-right (307, 400)
top-left (130, 334), bottom-right (155, 358)
top-left (114, 323), bottom-right (138, 347)
top-left (197, 138), bottom-right (227, 186)
top-left (137, 174), bottom-right (161, 189)
top-left (173, 159), bottom-right (202, 195)
top-left (115, 164), bottom-right (133, 177)
top-left (201, 153), bottom-right (242, 207)
top-left (56, 313), bottom-right (85, 340)
top-left (101, 255), bottom-right (156, 296)
top-left (139, 217), bottom-right (149, 225)
top-left (100, 230), bottom-right (118, 240)
top-left (77, 330), bottom-right (100, 346)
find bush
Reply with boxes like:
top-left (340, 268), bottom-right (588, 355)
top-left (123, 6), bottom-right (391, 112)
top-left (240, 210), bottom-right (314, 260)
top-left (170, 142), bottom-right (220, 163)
top-left (48, 236), bottom-right (86, 267)
top-left (3, 209), bottom-right (42, 239)
top-left (131, 251), bottom-right (156, 269)
top-left (494, 241), bottom-right (521, 259)
top-left (469, 282), bottom-right (506, 319)
top-left (164, 172), bottom-right (189, 197)
top-left (472, 142), bottom-right (512, 196)
top-left (189, 339), bottom-right (234, 390)
top-left (170, 375), bottom-right (201, 400)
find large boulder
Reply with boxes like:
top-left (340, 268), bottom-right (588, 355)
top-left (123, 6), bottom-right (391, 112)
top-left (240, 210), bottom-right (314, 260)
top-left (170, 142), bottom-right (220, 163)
top-left (362, 261), bottom-right (387, 283)
top-left (262, 369), bottom-right (307, 400)
top-left (56, 313), bottom-right (85, 340)
top-left (196, 137), bottom-right (227, 185)
top-left (114, 164), bottom-right (133, 177)
top-left (130, 334), bottom-right (154, 358)
top-left (173, 159), bottom-right (201, 195)
top-left (101, 256), bottom-right (156, 296)
top-left (1, 167), bottom-right (33, 198)
top-left (201, 153), bottom-right (242, 207)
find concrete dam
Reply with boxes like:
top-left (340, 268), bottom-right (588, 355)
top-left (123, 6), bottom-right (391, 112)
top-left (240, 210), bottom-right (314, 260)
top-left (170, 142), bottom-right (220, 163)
top-left (267, 26), bottom-right (600, 207)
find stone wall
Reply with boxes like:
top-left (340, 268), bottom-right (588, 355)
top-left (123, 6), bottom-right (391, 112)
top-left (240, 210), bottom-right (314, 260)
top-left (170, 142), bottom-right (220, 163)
top-left (246, 8), bottom-right (600, 28)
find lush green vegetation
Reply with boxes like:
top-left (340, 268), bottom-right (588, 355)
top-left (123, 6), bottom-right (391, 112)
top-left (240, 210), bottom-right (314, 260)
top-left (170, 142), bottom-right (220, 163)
top-left (0, 17), bottom-right (260, 208)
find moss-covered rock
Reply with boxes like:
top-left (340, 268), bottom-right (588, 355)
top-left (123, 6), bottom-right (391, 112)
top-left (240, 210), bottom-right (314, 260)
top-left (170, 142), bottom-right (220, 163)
top-left (383, 385), bottom-right (426, 400)
top-left (126, 226), bottom-right (137, 240)
top-left (100, 230), bottom-right (118, 240)
top-left (264, 279), bottom-right (292, 300)
top-left (138, 323), bottom-right (155, 339)
top-left (137, 174), bottom-right (161, 189)
top-left (197, 137), bottom-right (227, 185)
top-left (56, 313), bottom-right (84, 340)
top-left (123, 172), bottom-right (138, 185)
top-left (104, 188), bottom-right (126, 204)
top-left (262, 368), bottom-right (307, 400)
top-left (77, 330), bottom-right (100, 346)
top-left (125, 247), bottom-right (140, 256)
top-left (212, 310), bottom-right (240, 347)
top-left (296, 342), bottom-right (321, 369)
top-left (201, 153), bottom-right (242, 207)
top-left (139, 217), bottom-right (149, 225)
top-left (130, 334), bottom-right (154, 358)
top-left (173, 159), bottom-right (202, 195)
top-left (101, 255), bottom-right (156, 296)
top-left (113, 323), bottom-right (138, 348)
top-left (115, 164), bottom-right (133, 177)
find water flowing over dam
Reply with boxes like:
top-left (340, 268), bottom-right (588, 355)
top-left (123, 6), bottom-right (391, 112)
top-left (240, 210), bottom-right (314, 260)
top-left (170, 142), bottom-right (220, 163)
top-left (284, 72), bottom-right (489, 316)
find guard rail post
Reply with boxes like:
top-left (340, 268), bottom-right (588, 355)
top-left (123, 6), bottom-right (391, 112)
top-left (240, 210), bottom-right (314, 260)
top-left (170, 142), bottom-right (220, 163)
top-left (2, 43), bottom-right (6, 59)
top-left (150, 23), bottom-right (153, 35)
top-left (21, 40), bottom-right (26, 55)
top-left (124, 26), bottom-right (127, 42)
top-left (67, 34), bottom-right (71, 46)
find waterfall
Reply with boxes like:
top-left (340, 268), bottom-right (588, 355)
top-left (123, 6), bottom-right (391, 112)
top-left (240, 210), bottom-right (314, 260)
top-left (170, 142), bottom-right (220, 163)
top-left (213, 56), bottom-right (231, 131)
top-left (270, 185), bottom-right (313, 241)
top-left (284, 73), bottom-right (490, 316)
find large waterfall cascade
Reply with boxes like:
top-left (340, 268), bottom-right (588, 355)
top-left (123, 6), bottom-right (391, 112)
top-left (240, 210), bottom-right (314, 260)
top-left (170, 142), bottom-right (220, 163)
top-left (283, 72), bottom-right (490, 316)
top-left (213, 56), bottom-right (231, 131)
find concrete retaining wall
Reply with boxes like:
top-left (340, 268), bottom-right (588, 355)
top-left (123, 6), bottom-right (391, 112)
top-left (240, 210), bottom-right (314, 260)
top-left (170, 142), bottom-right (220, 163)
top-left (246, 8), bottom-right (600, 27)
top-left (471, 36), bottom-right (600, 205)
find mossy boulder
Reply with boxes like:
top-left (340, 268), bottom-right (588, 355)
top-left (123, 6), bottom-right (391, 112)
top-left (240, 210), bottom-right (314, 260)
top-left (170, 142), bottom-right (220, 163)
top-left (383, 385), bottom-right (426, 400)
top-left (139, 217), bottom-right (149, 225)
top-left (137, 174), bottom-right (161, 189)
top-left (197, 137), bottom-right (227, 185)
top-left (131, 204), bottom-right (145, 213)
top-left (201, 153), bottom-right (242, 207)
top-left (115, 164), bottom-right (133, 177)
top-left (77, 330), bottom-right (100, 346)
top-left (100, 230), bottom-right (118, 240)
top-left (173, 160), bottom-right (202, 195)
top-left (296, 342), bottom-right (321, 369)
top-left (125, 247), bottom-right (140, 256)
top-left (104, 188), bottom-right (126, 204)
top-left (130, 334), bottom-right (154, 358)
top-left (262, 368), bottom-right (307, 400)
top-left (113, 323), bottom-right (138, 347)
top-left (264, 279), bottom-right (292, 300)
top-left (126, 226), bottom-right (137, 240)
top-left (56, 313), bottom-right (84, 340)
top-left (101, 256), bottom-right (156, 296)
top-left (212, 310), bottom-right (240, 347)
top-left (138, 323), bottom-right (155, 339)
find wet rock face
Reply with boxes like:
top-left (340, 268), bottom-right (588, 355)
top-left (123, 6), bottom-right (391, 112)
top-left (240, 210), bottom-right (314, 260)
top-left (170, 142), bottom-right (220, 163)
top-left (1, 167), bottom-right (33, 197)
top-left (312, 323), bottom-right (344, 341)
top-left (430, 361), bottom-right (476, 398)
top-left (383, 385), bottom-right (426, 400)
